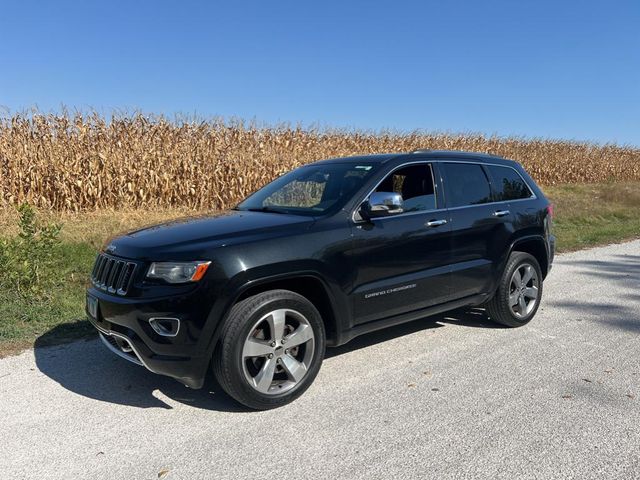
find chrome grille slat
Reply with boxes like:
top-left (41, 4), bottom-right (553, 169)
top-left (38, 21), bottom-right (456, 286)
top-left (106, 260), bottom-right (122, 293)
top-left (91, 256), bottom-right (101, 278)
top-left (95, 255), bottom-right (107, 284)
top-left (113, 262), bottom-right (127, 293)
top-left (101, 258), bottom-right (114, 286)
top-left (91, 253), bottom-right (137, 296)
top-left (117, 263), bottom-right (136, 295)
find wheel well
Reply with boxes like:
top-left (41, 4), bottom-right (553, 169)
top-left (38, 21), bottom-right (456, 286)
top-left (512, 238), bottom-right (549, 278)
top-left (236, 276), bottom-right (338, 343)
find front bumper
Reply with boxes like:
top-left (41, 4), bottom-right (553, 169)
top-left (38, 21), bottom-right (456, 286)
top-left (99, 331), bottom-right (144, 366)
top-left (86, 287), bottom-right (213, 389)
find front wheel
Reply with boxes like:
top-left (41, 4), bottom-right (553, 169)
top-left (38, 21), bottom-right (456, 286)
top-left (212, 289), bottom-right (326, 410)
top-left (485, 252), bottom-right (543, 327)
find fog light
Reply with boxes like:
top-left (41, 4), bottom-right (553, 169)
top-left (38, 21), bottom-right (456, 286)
top-left (149, 317), bottom-right (180, 337)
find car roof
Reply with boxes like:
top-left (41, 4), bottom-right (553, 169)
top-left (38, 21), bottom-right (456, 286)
top-left (311, 153), bottom-right (399, 165)
top-left (310, 150), bottom-right (516, 166)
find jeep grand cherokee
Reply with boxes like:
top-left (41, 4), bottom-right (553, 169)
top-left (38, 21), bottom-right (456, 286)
top-left (86, 150), bottom-right (555, 409)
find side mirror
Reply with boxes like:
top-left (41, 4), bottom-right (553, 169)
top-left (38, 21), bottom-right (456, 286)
top-left (361, 192), bottom-right (404, 219)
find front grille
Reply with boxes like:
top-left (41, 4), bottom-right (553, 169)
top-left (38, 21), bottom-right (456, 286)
top-left (91, 253), bottom-right (137, 295)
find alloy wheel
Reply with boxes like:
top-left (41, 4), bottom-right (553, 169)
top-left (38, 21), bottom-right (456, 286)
top-left (508, 262), bottom-right (539, 318)
top-left (241, 308), bottom-right (315, 395)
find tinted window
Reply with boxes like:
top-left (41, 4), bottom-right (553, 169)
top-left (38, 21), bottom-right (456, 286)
top-left (375, 164), bottom-right (437, 212)
top-left (488, 165), bottom-right (533, 201)
top-left (442, 163), bottom-right (491, 207)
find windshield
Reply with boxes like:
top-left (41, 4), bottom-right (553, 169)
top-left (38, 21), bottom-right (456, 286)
top-left (237, 162), bottom-right (379, 216)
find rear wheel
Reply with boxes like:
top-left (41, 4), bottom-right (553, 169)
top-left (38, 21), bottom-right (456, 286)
top-left (485, 252), bottom-right (543, 327)
top-left (213, 289), bottom-right (326, 410)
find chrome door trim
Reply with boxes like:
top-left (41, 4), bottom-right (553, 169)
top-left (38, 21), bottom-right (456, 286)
top-left (440, 160), bottom-right (537, 200)
top-left (351, 160), bottom-right (441, 224)
top-left (351, 159), bottom-right (536, 224)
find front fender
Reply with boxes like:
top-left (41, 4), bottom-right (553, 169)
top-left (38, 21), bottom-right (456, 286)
top-left (201, 263), bottom-right (348, 356)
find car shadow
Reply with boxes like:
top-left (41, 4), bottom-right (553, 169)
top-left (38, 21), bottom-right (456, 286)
top-left (546, 253), bottom-right (640, 333)
top-left (326, 307), bottom-right (504, 359)
top-left (34, 307), bottom-right (502, 412)
top-left (33, 326), bottom-right (245, 412)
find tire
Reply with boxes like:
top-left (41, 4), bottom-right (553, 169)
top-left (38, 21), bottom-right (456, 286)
top-left (212, 289), bottom-right (326, 410)
top-left (485, 252), bottom-right (543, 327)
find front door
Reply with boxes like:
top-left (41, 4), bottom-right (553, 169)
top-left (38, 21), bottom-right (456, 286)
top-left (348, 162), bottom-right (452, 325)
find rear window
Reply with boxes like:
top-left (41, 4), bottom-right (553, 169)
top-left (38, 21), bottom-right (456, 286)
top-left (441, 163), bottom-right (492, 207)
top-left (487, 165), bottom-right (533, 201)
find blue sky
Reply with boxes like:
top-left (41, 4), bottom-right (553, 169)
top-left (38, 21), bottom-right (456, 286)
top-left (0, 0), bottom-right (638, 145)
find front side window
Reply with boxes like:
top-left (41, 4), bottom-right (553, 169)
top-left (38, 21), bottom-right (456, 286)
top-left (237, 163), bottom-right (378, 215)
top-left (375, 164), bottom-right (437, 212)
top-left (487, 165), bottom-right (533, 201)
top-left (441, 163), bottom-right (492, 207)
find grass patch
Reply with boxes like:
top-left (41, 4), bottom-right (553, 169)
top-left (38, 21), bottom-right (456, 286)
top-left (0, 241), bottom-right (97, 356)
top-left (1, 181), bottom-right (639, 356)
top-left (544, 182), bottom-right (640, 252)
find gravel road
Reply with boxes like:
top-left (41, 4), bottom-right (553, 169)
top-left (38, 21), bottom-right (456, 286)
top-left (1, 240), bottom-right (639, 480)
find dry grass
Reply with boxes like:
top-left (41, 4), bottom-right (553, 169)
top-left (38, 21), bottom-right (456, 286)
top-left (1, 182), bottom-right (639, 254)
top-left (1, 111), bottom-right (639, 212)
top-left (0, 206), bottom-right (197, 248)
top-left (545, 182), bottom-right (640, 251)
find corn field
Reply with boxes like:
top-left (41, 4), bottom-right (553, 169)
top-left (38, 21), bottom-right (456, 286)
top-left (1, 111), bottom-right (639, 212)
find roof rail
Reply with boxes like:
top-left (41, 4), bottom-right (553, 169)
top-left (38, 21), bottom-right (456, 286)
top-left (411, 149), bottom-right (432, 154)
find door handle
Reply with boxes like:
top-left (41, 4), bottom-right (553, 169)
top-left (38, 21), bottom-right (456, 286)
top-left (426, 219), bottom-right (448, 227)
top-left (493, 210), bottom-right (510, 217)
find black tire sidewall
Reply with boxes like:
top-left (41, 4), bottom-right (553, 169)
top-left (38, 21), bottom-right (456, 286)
top-left (216, 290), bottom-right (326, 409)
top-left (500, 252), bottom-right (543, 326)
top-left (487, 252), bottom-right (544, 327)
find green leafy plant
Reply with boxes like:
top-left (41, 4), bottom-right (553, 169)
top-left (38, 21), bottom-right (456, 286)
top-left (0, 204), bottom-right (63, 295)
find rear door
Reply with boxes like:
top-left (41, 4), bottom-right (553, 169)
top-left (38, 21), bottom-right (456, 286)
top-left (349, 162), bottom-right (452, 324)
top-left (485, 162), bottom-right (540, 261)
top-left (440, 161), bottom-right (512, 299)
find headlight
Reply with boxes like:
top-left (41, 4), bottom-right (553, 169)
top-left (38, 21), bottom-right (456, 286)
top-left (146, 261), bottom-right (211, 284)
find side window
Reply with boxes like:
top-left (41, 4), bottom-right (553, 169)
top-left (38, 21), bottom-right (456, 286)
top-left (375, 164), bottom-right (437, 212)
top-left (442, 163), bottom-right (492, 207)
top-left (487, 165), bottom-right (533, 201)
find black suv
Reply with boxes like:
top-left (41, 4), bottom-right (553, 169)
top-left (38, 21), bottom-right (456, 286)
top-left (86, 150), bottom-right (555, 409)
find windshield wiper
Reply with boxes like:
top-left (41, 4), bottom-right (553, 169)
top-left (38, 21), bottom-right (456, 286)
top-left (243, 206), bottom-right (288, 214)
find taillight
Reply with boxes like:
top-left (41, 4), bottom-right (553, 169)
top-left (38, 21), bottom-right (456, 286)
top-left (546, 204), bottom-right (554, 220)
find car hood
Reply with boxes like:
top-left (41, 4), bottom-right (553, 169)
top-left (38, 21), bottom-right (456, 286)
top-left (105, 210), bottom-right (316, 260)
